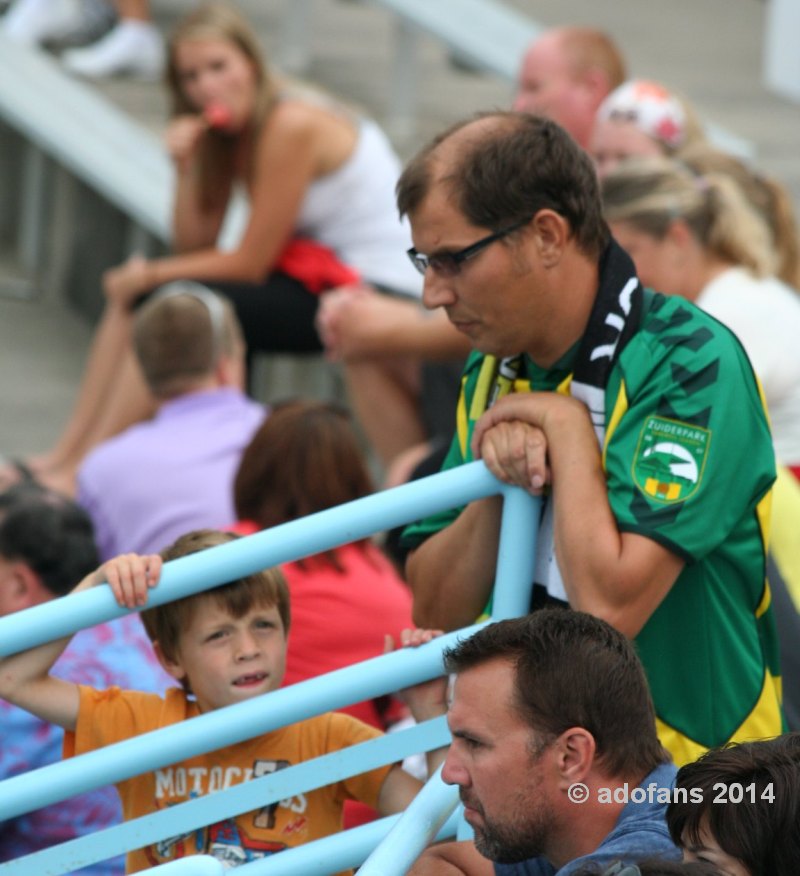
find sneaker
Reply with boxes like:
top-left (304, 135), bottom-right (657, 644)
top-left (2, 0), bottom-right (86, 46)
top-left (61, 19), bottom-right (164, 80)
top-left (55, 0), bottom-right (117, 50)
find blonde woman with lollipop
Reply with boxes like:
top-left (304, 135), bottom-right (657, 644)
top-left (7, 2), bottom-right (464, 496)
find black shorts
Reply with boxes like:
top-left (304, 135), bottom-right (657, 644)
top-left (210, 272), bottom-right (323, 355)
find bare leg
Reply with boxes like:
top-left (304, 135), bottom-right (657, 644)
top-left (30, 303), bottom-right (136, 473)
top-left (60, 0), bottom-right (161, 79)
top-left (343, 358), bottom-right (427, 472)
top-left (82, 349), bottom-right (155, 451)
top-left (41, 350), bottom-right (156, 497)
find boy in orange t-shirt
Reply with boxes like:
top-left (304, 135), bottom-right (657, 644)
top-left (0, 529), bottom-right (445, 872)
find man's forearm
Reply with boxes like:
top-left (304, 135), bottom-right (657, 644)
top-left (546, 404), bottom-right (683, 636)
top-left (470, 393), bottom-right (683, 637)
top-left (547, 401), bottom-right (622, 597)
top-left (406, 497), bottom-right (503, 631)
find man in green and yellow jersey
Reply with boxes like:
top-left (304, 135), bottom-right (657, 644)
top-left (397, 111), bottom-right (784, 768)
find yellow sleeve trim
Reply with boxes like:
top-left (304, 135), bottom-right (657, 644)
top-left (770, 466), bottom-right (800, 611)
top-left (602, 381), bottom-right (629, 471)
top-left (655, 670), bottom-right (784, 767)
top-left (456, 375), bottom-right (469, 459)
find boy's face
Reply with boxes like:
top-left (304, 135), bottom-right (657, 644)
top-left (158, 600), bottom-right (287, 713)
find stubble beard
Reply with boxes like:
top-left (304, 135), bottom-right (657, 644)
top-left (473, 821), bottom-right (545, 864)
top-left (470, 801), bottom-right (551, 865)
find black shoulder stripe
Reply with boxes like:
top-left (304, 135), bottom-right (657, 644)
top-left (670, 359), bottom-right (720, 396)
top-left (628, 491), bottom-right (685, 527)
top-left (654, 402), bottom-right (713, 429)
top-left (647, 307), bottom-right (694, 334)
top-left (658, 326), bottom-right (715, 352)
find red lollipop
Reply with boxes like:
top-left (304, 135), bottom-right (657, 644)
top-left (204, 103), bottom-right (233, 130)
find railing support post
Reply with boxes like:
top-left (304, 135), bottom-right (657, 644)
top-left (358, 767), bottom-right (459, 876)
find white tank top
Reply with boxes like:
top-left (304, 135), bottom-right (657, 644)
top-left (216, 112), bottom-right (422, 298)
top-left (294, 118), bottom-right (422, 298)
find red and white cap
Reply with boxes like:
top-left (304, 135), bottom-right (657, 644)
top-left (597, 80), bottom-right (688, 150)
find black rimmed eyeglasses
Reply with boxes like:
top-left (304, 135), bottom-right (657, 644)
top-left (407, 217), bottom-right (531, 277)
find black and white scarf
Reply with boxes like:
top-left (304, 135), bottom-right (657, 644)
top-left (488, 240), bottom-right (643, 601)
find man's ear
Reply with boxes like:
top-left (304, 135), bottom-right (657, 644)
top-left (152, 640), bottom-right (187, 683)
top-left (552, 727), bottom-right (596, 786)
top-left (531, 209), bottom-right (570, 268)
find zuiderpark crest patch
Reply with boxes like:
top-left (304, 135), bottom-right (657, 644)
top-left (632, 415), bottom-right (711, 503)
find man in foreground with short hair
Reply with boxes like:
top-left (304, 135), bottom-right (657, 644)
top-left (513, 27), bottom-right (626, 148)
top-left (409, 611), bottom-right (679, 874)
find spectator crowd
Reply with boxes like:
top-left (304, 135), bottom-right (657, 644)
top-left (1, 4), bottom-right (799, 876)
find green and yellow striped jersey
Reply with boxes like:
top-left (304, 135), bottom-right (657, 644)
top-left (404, 290), bottom-right (784, 765)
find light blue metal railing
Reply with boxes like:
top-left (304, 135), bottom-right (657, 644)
top-left (144, 799), bottom-right (462, 876)
top-left (0, 461), bottom-right (540, 875)
top-left (358, 767), bottom-right (460, 876)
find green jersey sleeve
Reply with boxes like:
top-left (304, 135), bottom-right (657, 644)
top-left (604, 297), bottom-right (776, 561)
